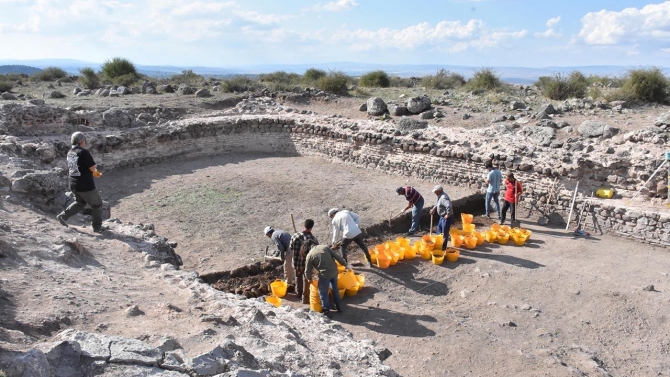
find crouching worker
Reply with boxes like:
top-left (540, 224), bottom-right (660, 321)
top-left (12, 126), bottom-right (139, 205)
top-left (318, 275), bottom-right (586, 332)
top-left (264, 226), bottom-right (295, 293)
top-left (303, 240), bottom-right (348, 316)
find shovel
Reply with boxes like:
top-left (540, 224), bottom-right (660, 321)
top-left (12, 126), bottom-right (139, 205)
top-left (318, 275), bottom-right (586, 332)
top-left (388, 210), bottom-right (405, 227)
top-left (538, 177), bottom-right (558, 225)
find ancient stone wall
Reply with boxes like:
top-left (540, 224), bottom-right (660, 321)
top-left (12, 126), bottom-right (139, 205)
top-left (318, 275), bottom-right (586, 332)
top-left (2, 105), bottom-right (668, 247)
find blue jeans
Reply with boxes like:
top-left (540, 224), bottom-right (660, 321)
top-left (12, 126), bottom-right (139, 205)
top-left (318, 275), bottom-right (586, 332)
top-left (410, 197), bottom-right (424, 233)
top-left (317, 276), bottom-right (341, 312)
top-left (485, 191), bottom-right (501, 217)
top-left (436, 216), bottom-right (453, 251)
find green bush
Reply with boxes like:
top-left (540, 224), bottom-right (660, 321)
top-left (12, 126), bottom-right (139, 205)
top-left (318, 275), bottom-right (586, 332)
top-left (389, 75), bottom-right (414, 88)
top-left (259, 71), bottom-right (301, 85)
top-left (603, 85), bottom-right (637, 102)
top-left (79, 67), bottom-right (100, 89)
top-left (220, 75), bottom-right (262, 92)
top-left (316, 71), bottom-right (350, 94)
top-left (303, 68), bottom-right (327, 83)
top-left (587, 74), bottom-right (625, 88)
top-left (170, 69), bottom-right (203, 85)
top-left (620, 67), bottom-right (668, 103)
top-left (0, 81), bottom-right (13, 92)
top-left (101, 57), bottom-right (138, 83)
top-left (33, 66), bottom-right (68, 81)
top-left (588, 86), bottom-right (603, 99)
top-left (421, 69), bottom-right (465, 89)
top-left (465, 68), bottom-right (501, 92)
top-left (359, 70), bottom-right (390, 88)
top-left (536, 71), bottom-right (588, 100)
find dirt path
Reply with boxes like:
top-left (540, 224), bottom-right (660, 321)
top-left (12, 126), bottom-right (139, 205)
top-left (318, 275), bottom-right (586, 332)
top-left (97, 154), bottom-right (670, 376)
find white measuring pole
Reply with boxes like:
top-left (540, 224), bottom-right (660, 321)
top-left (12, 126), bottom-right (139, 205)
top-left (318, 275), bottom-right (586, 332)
top-left (565, 182), bottom-right (579, 230)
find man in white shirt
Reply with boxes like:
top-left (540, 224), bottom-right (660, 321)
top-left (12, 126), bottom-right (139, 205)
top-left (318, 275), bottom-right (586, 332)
top-left (328, 208), bottom-right (373, 268)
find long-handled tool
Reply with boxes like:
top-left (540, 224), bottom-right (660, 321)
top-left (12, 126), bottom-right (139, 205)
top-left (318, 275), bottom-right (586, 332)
top-left (538, 177), bottom-right (558, 225)
top-left (264, 245), bottom-right (282, 262)
top-left (290, 213), bottom-right (297, 233)
top-left (429, 213), bottom-right (433, 236)
top-left (388, 210), bottom-right (405, 227)
top-left (565, 182), bottom-right (579, 230)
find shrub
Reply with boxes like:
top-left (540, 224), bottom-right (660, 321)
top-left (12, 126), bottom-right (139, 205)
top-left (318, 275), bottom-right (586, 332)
top-left (0, 81), bottom-right (13, 92)
top-left (465, 68), bottom-right (501, 92)
top-left (170, 69), bottom-right (203, 85)
top-left (316, 71), bottom-right (350, 94)
top-left (389, 75), bottom-right (415, 88)
top-left (79, 67), bottom-right (100, 89)
top-left (220, 75), bottom-right (262, 92)
top-left (101, 57), bottom-right (138, 83)
top-left (587, 74), bottom-right (625, 88)
top-left (352, 87), bottom-right (371, 97)
top-left (421, 69), bottom-right (466, 90)
top-left (536, 71), bottom-right (587, 100)
top-left (33, 66), bottom-right (68, 81)
top-left (588, 86), bottom-right (603, 99)
top-left (603, 85), bottom-right (637, 102)
top-left (303, 68), bottom-right (327, 83)
top-left (359, 70), bottom-right (391, 88)
top-left (620, 67), bottom-right (668, 103)
top-left (259, 71), bottom-right (301, 85)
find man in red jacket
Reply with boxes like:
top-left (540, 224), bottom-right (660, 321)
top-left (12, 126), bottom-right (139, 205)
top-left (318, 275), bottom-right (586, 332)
top-left (500, 173), bottom-right (522, 225)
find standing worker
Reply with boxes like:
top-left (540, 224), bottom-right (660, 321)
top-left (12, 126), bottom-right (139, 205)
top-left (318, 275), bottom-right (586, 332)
top-left (395, 186), bottom-right (424, 236)
top-left (484, 162), bottom-right (502, 219)
top-left (328, 208), bottom-right (373, 268)
top-left (430, 186), bottom-right (453, 251)
top-left (500, 173), bottom-right (523, 225)
top-left (56, 132), bottom-right (106, 233)
top-left (303, 240), bottom-right (348, 316)
top-left (264, 226), bottom-right (295, 293)
top-left (289, 219), bottom-right (319, 304)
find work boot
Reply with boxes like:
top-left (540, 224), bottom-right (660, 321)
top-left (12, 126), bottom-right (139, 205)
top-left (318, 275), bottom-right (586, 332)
top-left (287, 284), bottom-right (296, 295)
top-left (56, 214), bottom-right (68, 227)
top-left (335, 303), bottom-right (343, 313)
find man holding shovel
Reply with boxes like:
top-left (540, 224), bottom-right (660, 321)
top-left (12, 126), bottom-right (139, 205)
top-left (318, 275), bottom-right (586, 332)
top-left (395, 186), bottom-right (424, 236)
top-left (264, 226), bottom-right (295, 292)
top-left (289, 219), bottom-right (319, 303)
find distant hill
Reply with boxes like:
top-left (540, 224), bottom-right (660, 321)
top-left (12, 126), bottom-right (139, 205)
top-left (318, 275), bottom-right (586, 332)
top-left (0, 65), bottom-right (43, 75)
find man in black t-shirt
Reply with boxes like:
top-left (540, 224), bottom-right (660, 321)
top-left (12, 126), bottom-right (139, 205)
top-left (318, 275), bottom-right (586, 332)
top-left (57, 132), bottom-right (106, 233)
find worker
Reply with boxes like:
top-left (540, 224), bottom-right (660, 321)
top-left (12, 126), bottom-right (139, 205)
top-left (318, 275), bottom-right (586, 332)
top-left (264, 226), bottom-right (295, 292)
top-left (430, 185), bottom-right (453, 251)
top-left (328, 208), bottom-right (373, 268)
top-left (303, 239), bottom-right (347, 316)
top-left (395, 186), bottom-right (424, 236)
top-left (484, 162), bottom-right (502, 219)
top-left (289, 219), bottom-right (319, 304)
top-left (56, 132), bottom-right (106, 233)
top-left (500, 173), bottom-right (523, 225)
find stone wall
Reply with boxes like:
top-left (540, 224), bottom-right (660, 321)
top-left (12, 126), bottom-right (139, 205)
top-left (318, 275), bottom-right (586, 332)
top-left (2, 106), bottom-right (669, 247)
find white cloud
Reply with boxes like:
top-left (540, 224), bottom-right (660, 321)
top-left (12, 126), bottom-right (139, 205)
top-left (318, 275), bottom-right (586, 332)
top-left (312, 0), bottom-right (358, 12)
top-left (333, 19), bottom-right (526, 51)
top-left (578, 1), bottom-right (670, 45)
top-left (546, 16), bottom-right (561, 28)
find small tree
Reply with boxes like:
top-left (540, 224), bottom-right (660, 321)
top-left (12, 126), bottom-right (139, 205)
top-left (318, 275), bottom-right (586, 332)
top-left (33, 66), bottom-right (68, 81)
top-left (621, 67), bottom-right (669, 103)
top-left (79, 67), bottom-right (100, 89)
top-left (303, 68), bottom-right (327, 83)
top-left (359, 70), bottom-right (391, 88)
top-left (316, 71), bottom-right (350, 94)
top-left (465, 68), bottom-right (501, 91)
top-left (100, 57), bottom-right (139, 85)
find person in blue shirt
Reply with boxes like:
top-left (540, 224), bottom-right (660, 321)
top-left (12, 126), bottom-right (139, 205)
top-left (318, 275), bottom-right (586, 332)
top-left (265, 226), bottom-right (295, 291)
top-left (484, 162), bottom-right (502, 219)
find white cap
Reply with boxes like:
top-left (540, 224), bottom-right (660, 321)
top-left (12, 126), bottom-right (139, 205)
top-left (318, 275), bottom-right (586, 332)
top-left (432, 185), bottom-right (443, 193)
top-left (328, 208), bottom-right (339, 217)
top-left (263, 226), bottom-right (273, 235)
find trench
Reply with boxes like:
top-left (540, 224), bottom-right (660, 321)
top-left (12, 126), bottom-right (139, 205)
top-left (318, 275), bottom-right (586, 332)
top-left (200, 192), bottom-right (485, 298)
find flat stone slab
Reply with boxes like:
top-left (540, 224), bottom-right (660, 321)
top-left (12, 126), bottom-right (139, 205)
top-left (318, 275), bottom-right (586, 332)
top-left (109, 337), bottom-right (163, 366)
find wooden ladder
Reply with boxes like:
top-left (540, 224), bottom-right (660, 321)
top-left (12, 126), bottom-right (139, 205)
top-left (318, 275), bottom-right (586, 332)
top-left (575, 194), bottom-right (602, 234)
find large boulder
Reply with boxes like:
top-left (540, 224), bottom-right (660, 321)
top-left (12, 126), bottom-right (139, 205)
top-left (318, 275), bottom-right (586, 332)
top-left (177, 84), bottom-right (195, 95)
top-left (5, 349), bottom-right (53, 377)
top-left (510, 101), bottom-right (525, 110)
top-left (102, 108), bottom-right (133, 128)
top-left (578, 120), bottom-right (619, 138)
top-left (160, 84), bottom-right (175, 93)
top-left (388, 104), bottom-right (408, 116)
top-left (48, 90), bottom-right (65, 99)
top-left (1, 92), bottom-right (17, 100)
top-left (540, 103), bottom-right (556, 115)
top-left (520, 126), bottom-right (556, 146)
top-left (141, 81), bottom-right (157, 94)
top-left (656, 112), bottom-right (670, 128)
top-left (366, 97), bottom-right (387, 116)
top-left (195, 88), bottom-right (210, 98)
top-left (406, 95), bottom-right (431, 114)
top-left (396, 116), bottom-right (428, 131)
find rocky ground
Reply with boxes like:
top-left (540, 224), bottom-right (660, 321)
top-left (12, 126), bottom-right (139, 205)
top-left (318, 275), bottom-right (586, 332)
top-left (0, 79), bottom-right (669, 376)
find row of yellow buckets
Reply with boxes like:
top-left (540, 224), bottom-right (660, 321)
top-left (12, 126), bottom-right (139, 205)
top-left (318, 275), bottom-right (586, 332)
top-left (369, 235), bottom-right (460, 267)
top-left (265, 269), bottom-right (365, 311)
top-left (453, 213), bottom-right (533, 248)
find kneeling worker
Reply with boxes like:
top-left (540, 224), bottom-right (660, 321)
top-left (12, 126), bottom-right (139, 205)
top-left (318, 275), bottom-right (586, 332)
top-left (303, 240), bottom-right (348, 316)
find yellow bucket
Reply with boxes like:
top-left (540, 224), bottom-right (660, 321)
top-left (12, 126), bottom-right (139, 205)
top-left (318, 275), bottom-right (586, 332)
top-left (474, 231), bottom-right (485, 246)
top-left (345, 282), bottom-right (360, 297)
top-left (404, 245), bottom-right (417, 259)
top-left (463, 235), bottom-right (477, 249)
top-left (270, 280), bottom-right (288, 298)
top-left (445, 248), bottom-right (460, 262)
top-left (389, 251), bottom-right (399, 265)
top-left (433, 234), bottom-right (444, 249)
top-left (491, 223), bottom-right (501, 232)
top-left (396, 237), bottom-right (411, 247)
top-left (338, 288), bottom-right (345, 298)
top-left (461, 213), bottom-right (474, 224)
top-left (397, 247), bottom-right (406, 261)
top-left (419, 247), bottom-right (431, 259)
top-left (485, 230), bottom-right (497, 243)
top-left (309, 282), bottom-right (322, 312)
top-left (512, 235), bottom-right (526, 246)
top-left (596, 188), bottom-right (614, 198)
top-left (337, 269), bottom-right (357, 289)
top-left (431, 250), bottom-right (445, 265)
top-left (452, 235), bottom-right (464, 248)
top-left (355, 273), bottom-right (365, 288)
top-left (377, 253), bottom-right (391, 268)
top-left (369, 250), bottom-right (378, 264)
top-left (497, 232), bottom-right (510, 244)
top-left (265, 295), bottom-right (281, 307)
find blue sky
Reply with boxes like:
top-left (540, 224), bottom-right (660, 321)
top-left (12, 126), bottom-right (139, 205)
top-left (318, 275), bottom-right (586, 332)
top-left (1, 0), bottom-right (669, 68)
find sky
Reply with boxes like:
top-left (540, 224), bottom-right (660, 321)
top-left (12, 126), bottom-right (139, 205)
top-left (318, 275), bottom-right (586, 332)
top-left (0, 0), bottom-right (669, 68)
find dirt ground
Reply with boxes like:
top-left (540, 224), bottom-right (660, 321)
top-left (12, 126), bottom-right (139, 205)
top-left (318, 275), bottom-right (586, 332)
top-left (97, 153), bottom-right (670, 377)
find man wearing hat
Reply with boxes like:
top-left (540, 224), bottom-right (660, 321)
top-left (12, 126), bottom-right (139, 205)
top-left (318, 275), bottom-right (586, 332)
top-left (395, 186), bottom-right (424, 236)
top-left (264, 226), bottom-right (295, 291)
top-left (484, 162), bottom-right (502, 219)
top-left (56, 132), bottom-right (106, 233)
top-left (430, 185), bottom-right (453, 251)
top-left (328, 208), bottom-right (373, 267)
